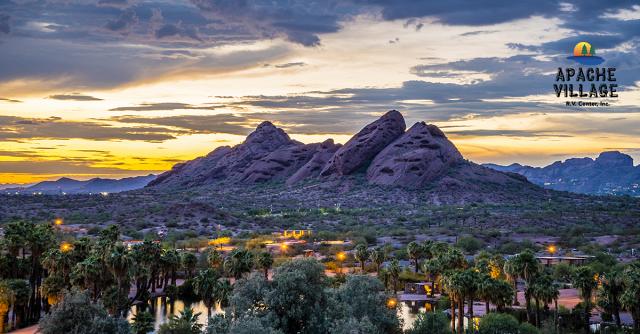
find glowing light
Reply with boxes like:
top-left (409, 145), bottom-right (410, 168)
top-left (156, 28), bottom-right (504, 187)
top-left (280, 243), bottom-right (289, 252)
top-left (60, 242), bottom-right (73, 252)
top-left (208, 237), bottom-right (232, 246)
top-left (386, 297), bottom-right (397, 309)
top-left (547, 245), bottom-right (557, 255)
top-left (337, 252), bottom-right (347, 262)
top-left (54, 218), bottom-right (63, 226)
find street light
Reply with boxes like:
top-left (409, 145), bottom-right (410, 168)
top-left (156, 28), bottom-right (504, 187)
top-left (54, 218), bottom-right (63, 226)
top-left (60, 242), bottom-right (73, 253)
top-left (280, 243), bottom-right (288, 254)
top-left (336, 252), bottom-right (347, 274)
top-left (386, 297), bottom-right (397, 309)
top-left (548, 245), bottom-right (557, 255)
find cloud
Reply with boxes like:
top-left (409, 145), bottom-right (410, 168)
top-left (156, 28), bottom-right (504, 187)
top-left (155, 23), bottom-right (202, 41)
top-left (49, 93), bottom-right (103, 101)
top-left (447, 129), bottom-right (573, 138)
top-left (97, 0), bottom-right (129, 8)
top-left (112, 114), bottom-right (251, 135)
top-left (274, 62), bottom-right (306, 68)
top-left (109, 102), bottom-right (220, 111)
top-left (0, 116), bottom-right (180, 142)
top-left (0, 160), bottom-right (145, 176)
top-left (0, 97), bottom-right (21, 103)
top-left (104, 8), bottom-right (138, 33)
top-left (0, 13), bottom-right (9, 34)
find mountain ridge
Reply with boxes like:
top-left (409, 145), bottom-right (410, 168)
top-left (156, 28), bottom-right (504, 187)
top-left (4, 174), bottom-right (156, 194)
top-left (484, 151), bottom-right (640, 196)
top-left (147, 110), bottom-right (548, 204)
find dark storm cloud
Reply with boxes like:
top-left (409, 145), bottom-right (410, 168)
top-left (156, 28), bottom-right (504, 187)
top-left (49, 93), bottom-right (103, 101)
top-left (112, 114), bottom-right (251, 135)
top-left (0, 116), bottom-right (181, 142)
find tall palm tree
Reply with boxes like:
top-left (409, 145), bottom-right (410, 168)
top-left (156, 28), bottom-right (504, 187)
top-left (531, 274), bottom-right (557, 327)
top-left (161, 249), bottom-right (181, 286)
top-left (460, 269), bottom-right (480, 330)
top-left (182, 252), bottom-right (198, 279)
top-left (72, 254), bottom-right (103, 300)
top-left (354, 244), bottom-right (369, 273)
top-left (477, 274), bottom-right (495, 315)
top-left (504, 257), bottom-right (520, 306)
top-left (598, 268), bottom-right (623, 328)
top-left (407, 241), bottom-right (423, 273)
top-left (193, 269), bottom-right (219, 316)
top-left (422, 259), bottom-right (441, 298)
top-left (208, 249), bottom-right (223, 271)
top-left (256, 252), bottom-right (273, 280)
top-left (215, 279), bottom-right (232, 308)
top-left (369, 247), bottom-right (386, 273)
top-left (620, 264), bottom-right (640, 332)
top-left (388, 259), bottom-right (400, 294)
top-left (572, 266), bottom-right (597, 333)
top-left (223, 249), bottom-right (254, 280)
top-left (6, 279), bottom-right (29, 330)
top-left (442, 270), bottom-right (465, 334)
top-left (25, 223), bottom-right (56, 321)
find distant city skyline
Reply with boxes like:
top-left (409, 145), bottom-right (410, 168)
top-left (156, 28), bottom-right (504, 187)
top-left (1, 1), bottom-right (640, 183)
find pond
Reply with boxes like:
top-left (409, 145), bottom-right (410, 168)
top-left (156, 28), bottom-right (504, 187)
top-left (127, 298), bottom-right (434, 332)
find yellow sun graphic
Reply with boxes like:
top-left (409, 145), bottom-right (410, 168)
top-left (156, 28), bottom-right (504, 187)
top-left (573, 41), bottom-right (594, 57)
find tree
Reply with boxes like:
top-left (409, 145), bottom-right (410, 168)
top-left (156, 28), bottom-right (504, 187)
top-left (41, 274), bottom-right (65, 306)
top-left (406, 311), bottom-right (449, 334)
top-left (478, 313), bottom-right (532, 334)
top-left (182, 253), bottom-right (198, 279)
top-left (620, 264), bottom-right (640, 332)
top-left (388, 259), bottom-right (400, 293)
top-left (131, 311), bottom-right (154, 334)
top-left (598, 268), bottom-right (623, 328)
top-left (572, 266), bottom-right (597, 333)
top-left (530, 274), bottom-right (557, 327)
top-left (266, 258), bottom-right (330, 333)
top-left (193, 269), bottom-right (220, 316)
top-left (161, 249), bottom-right (181, 286)
top-left (6, 279), bottom-right (29, 329)
top-left (158, 307), bottom-right (203, 334)
top-left (38, 290), bottom-right (130, 334)
top-left (335, 275), bottom-right (401, 333)
top-left (503, 257), bottom-right (520, 306)
top-left (215, 279), bottom-right (232, 308)
top-left (354, 244), bottom-right (369, 273)
top-left (369, 247), bottom-right (386, 273)
top-left (407, 241), bottom-right (423, 273)
top-left (442, 270), bottom-right (466, 334)
top-left (256, 252), bottom-right (274, 280)
top-left (223, 249), bottom-right (253, 280)
top-left (227, 316), bottom-right (281, 334)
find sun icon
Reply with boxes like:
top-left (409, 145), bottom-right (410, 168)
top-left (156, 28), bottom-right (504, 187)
top-left (573, 41), bottom-right (595, 57)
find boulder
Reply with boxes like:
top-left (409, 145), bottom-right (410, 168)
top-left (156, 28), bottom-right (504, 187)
top-left (366, 122), bottom-right (463, 187)
top-left (321, 110), bottom-right (405, 176)
top-left (286, 139), bottom-right (341, 185)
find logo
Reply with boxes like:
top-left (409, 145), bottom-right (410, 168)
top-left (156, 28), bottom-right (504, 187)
top-left (554, 41), bottom-right (618, 105)
top-left (567, 41), bottom-right (604, 65)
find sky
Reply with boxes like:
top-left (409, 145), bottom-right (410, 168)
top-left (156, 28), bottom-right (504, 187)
top-left (1, 0), bottom-right (640, 184)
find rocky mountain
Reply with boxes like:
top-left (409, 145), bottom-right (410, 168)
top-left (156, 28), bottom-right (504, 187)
top-left (4, 174), bottom-right (156, 195)
top-left (484, 151), bottom-right (640, 196)
top-left (148, 110), bottom-right (545, 204)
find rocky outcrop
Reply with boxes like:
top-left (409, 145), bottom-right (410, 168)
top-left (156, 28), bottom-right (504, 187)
top-left (238, 142), bottom-right (320, 183)
top-left (366, 122), bottom-right (463, 187)
top-left (320, 110), bottom-right (405, 176)
top-left (286, 139), bottom-right (341, 185)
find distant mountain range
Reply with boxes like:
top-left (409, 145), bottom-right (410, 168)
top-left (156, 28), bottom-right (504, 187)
top-left (3, 174), bottom-right (156, 195)
top-left (484, 151), bottom-right (640, 196)
top-left (148, 110), bottom-right (549, 205)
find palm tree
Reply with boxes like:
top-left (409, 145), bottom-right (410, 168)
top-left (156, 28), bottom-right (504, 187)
top-left (504, 257), bottom-right (520, 306)
top-left (215, 279), bottom-right (232, 308)
top-left (620, 264), bottom-right (640, 332)
top-left (422, 259), bottom-right (441, 298)
top-left (354, 244), bottom-right (369, 273)
top-left (41, 275), bottom-right (65, 306)
top-left (193, 269), bottom-right (219, 316)
top-left (598, 268), bottom-right (623, 328)
top-left (572, 266), bottom-right (597, 333)
top-left (106, 244), bottom-right (133, 316)
top-left (158, 307), bottom-right (203, 334)
top-left (161, 249), bottom-right (181, 286)
top-left (182, 252), bottom-right (198, 279)
top-left (208, 249), bottom-right (223, 271)
top-left (256, 252), bottom-right (273, 280)
top-left (460, 269), bottom-right (480, 330)
top-left (388, 259), bottom-right (400, 294)
top-left (477, 274), bottom-right (495, 315)
top-left (442, 270), bottom-right (465, 334)
top-left (72, 254), bottom-right (103, 300)
top-left (510, 250), bottom-right (539, 322)
top-left (369, 247), bottom-right (386, 273)
top-left (407, 241), bottom-right (422, 273)
top-left (223, 249), bottom-right (254, 280)
top-left (6, 279), bottom-right (29, 330)
top-left (531, 274), bottom-right (557, 327)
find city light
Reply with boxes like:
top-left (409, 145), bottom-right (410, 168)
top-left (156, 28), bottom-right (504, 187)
top-left (548, 245), bottom-right (557, 255)
top-left (54, 218), bottom-right (63, 226)
top-left (386, 297), bottom-right (397, 309)
top-left (337, 252), bottom-right (347, 262)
